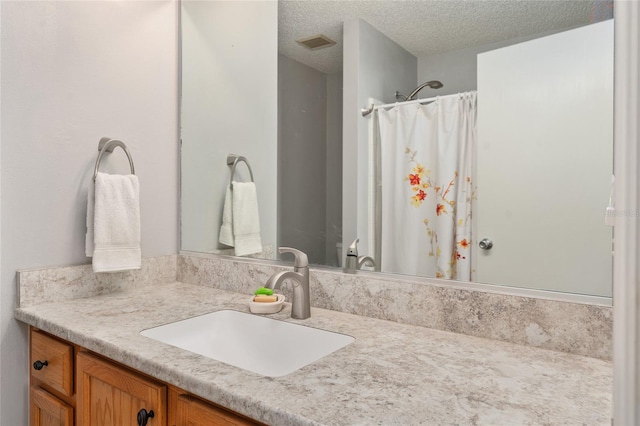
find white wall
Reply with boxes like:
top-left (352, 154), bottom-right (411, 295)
top-left (343, 19), bottom-right (416, 259)
top-left (417, 27), bottom-right (603, 97)
top-left (0, 1), bottom-right (179, 424)
top-left (181, 1), bottom-right (277, 255)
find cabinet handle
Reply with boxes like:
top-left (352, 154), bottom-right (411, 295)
top-left (137, 408), bottom-right (154, 426)
top-left (33, 360), bottom-right (48, 370)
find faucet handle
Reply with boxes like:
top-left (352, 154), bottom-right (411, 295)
top-left (347, 238), bottom-right (359, 257)
top-left (278, 247), bottom-right (309, 268)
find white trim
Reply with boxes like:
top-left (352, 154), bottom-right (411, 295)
top-left (0, 0), bottom-right (3, 418)
top-left (366, 97), bottom-right (377, 257)
top-left (613, 1), bottom-right (640, 424)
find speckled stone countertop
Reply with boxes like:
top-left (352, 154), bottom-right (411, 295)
top-left (16, 282), bottom-right (611, 425)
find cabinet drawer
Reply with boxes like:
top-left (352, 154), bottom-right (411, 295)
top-left (176, 394), bottom-right (261, 426)
top-left (31, 329), bottom-right (74, 398)
top-left (30, 386), bottom-right (73, 426)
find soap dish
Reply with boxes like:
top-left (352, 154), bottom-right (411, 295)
top-left (249, 294), bottom-right (285, 314)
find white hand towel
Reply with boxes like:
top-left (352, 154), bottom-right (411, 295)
top-left (85, 180), bottom-right (96, 257)
top-left (219, 186), bottom-right (234, 247)
top-left (231, 181), bottom-right (263, 256)
top-left (89, 172), bottom-right (142, 272)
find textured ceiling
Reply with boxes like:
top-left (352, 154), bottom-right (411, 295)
top-left (278, 0), bottom-right (613, 74)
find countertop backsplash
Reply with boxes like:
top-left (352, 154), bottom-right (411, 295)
top-left (17, 255), bottom-right (177, 308)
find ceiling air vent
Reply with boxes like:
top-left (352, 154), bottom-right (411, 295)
top-left (296, 34), bottom-right (336, 50)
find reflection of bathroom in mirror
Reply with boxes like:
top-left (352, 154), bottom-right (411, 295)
top-left (180, 0), bottom-right (614, 299)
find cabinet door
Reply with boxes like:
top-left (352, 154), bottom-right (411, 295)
top-left (30, 387), bottom-right (73, 426)
top-left (176, 395), bottom-right (258, 426)
top-left (76, 352), bottom-right (166, 426)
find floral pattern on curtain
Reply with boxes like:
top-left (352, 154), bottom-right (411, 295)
top-left (377, 92), bottom-right (477, 280)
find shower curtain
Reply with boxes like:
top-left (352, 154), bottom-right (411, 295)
top-left (377, 91), bottom-right (477, 280)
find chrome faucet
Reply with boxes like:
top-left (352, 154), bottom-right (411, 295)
top-left (344, 238), bottom-right (376, 272)
top-left (357, 255), bottom-right (375, 270)
top-left (264, 247), bottom-right (310, 319)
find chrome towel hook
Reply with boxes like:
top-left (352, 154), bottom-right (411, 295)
top-left (227, 154), bottom-right (254, 189)
top-left (93, 137), bottom-right (136, 181)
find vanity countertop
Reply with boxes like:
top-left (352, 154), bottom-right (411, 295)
top-left (15, 281), bottom-right (611, 425)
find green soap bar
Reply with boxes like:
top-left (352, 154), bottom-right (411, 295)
top-left (254, 287), bottom-right (274, 296)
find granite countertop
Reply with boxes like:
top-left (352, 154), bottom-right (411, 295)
top-left (16, 281), bottom-right (612, 425)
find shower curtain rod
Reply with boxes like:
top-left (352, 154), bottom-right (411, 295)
top-left (361, 92), bottom-right (467, 117)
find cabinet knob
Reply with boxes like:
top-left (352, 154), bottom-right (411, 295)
top-left (33, 360), bottom-right (48, 370)
top-left (137, 408), bottom-right (154, 426)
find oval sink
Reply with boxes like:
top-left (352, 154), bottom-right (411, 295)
top-left (140, 310), bottom-right (354, 377)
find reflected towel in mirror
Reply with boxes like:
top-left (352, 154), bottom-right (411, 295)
top-left (219, 181), bottom-right (262, 256)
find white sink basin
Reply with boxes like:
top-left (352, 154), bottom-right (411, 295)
top-left (140, 310), bottom-right (354, 377)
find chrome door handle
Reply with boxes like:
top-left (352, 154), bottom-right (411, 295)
top-left (479, 238), bottom-right (493, 250)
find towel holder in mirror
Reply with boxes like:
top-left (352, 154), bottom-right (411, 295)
top-left (227, 154), bottom-right (255, 189)
top-left (93, 137), bottom-right (136, 181)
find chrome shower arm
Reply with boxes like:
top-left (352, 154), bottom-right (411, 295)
top-left (405, 80), bottom-right (443, 101)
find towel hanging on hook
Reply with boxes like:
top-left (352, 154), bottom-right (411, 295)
top-left (86, 137), bottom-right (141, 273)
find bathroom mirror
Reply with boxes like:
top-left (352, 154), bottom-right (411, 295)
top-left (180, 0), bottom-right (614, 299)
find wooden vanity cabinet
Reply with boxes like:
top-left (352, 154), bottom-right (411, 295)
top-left (30, 329), bottom-right (75, 426)
top-left (30, 327), bottom-right (262, 426)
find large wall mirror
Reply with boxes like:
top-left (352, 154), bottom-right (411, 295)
top-left (180, 0), bottom-right (614, 299)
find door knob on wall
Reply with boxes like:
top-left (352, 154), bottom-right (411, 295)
top-left (479, 238), bottom-right (493, 250)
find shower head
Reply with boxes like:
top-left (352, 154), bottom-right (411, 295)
top-left (404, 80), bottom-right (444, 101)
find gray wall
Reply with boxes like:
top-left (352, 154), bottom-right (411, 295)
top-left (325, 72), bottom-right (343, 266)
top-left (181, 1), bottom-right (278, 255)
top-left (278, 55), bottom-right (328, 265)
top-left (278, 55), bottom-right (343, 267)
top-left (343, 19), bottom-right (417, 259)
top-left (0, 1), bottom-right (179, 424)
